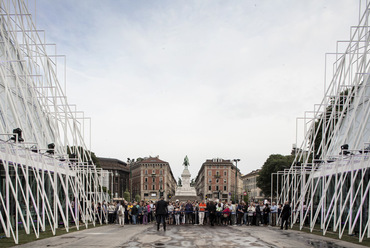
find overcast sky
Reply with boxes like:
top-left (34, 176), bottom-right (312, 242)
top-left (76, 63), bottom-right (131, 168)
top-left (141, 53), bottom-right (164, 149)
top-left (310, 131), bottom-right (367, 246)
top-left (34, 0), bottom-right (359, 180)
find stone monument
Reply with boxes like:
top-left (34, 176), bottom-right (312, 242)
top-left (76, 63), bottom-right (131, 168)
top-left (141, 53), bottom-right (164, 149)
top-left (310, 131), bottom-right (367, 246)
top-left (174, 156), bottom-right (199, 201)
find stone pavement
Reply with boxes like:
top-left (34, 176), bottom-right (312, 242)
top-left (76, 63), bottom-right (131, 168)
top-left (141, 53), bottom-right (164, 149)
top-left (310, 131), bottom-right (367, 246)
top-left (14, 224), bottom-right (367, 248)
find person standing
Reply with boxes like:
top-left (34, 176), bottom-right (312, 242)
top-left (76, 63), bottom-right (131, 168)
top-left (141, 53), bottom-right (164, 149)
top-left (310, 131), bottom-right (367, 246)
top-left (208, 200), bottom-right (216, 226)
top-left (142, 202), bottom-right (148, 225)
top-left (198, 200), bottom-right (206, 225)
top-left (263, 203), bottom-right (270, 226)
top-left (117, 202), bottom-right (125, 227)
top-left (280, 201), bottom-right (291, 230)
top-left (242, 202), bottom-right (248, 225)
top-left (114, 201), bottom-right (120, 224)
top-left (248, 202), bottom-right (256, 225)
top-left (167, 202), bottom-right (174, 225)
top-left (216, 202), bottom-right (222, 225)
top-left (174, 205), bottom-right (180, 225)
top-left (150, 201), bottom-right (156, 222)
top-left (194, 201), bottom-right (199, 225)
top-left (255, 202), bottom-right (261, 226)
top-left (156, 197), bottom-right (168, 231)
top-left (270, 202), bottom-right (278, 226)
top-left (237, 202), bottom-right (244, 225)
top-left (184, 200), bottom-right (193, 224)
top-left (131, 202), bottom-right (138, 224)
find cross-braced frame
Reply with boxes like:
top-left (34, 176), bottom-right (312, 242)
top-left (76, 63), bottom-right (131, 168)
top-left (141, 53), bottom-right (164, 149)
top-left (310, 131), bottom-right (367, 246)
top-left (0, 0), bottom-right (109, 244)
top-left (274, 0), bottom-right (370, 242)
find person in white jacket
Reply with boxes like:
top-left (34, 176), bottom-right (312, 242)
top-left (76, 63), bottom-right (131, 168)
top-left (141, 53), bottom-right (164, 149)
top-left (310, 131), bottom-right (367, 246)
top-left (118, 202), bottom-right (125, 227)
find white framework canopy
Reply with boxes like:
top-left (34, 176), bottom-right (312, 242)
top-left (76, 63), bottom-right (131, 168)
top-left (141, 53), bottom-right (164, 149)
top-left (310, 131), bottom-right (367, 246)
top-left (0, 0), bottom-right (109, 244)
top-left (275, 0), bottom-right (370, 243)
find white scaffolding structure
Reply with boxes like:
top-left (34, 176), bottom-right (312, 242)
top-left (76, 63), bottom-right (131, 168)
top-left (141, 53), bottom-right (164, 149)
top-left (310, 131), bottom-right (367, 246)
top-left (0, 0), bottom-right (108, 244)
top-left (275, 0), bottom-right (370, 242)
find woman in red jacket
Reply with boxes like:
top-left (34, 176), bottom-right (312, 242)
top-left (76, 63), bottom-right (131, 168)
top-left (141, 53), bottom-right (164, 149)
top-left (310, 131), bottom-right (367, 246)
top-left (222, 205), bottom-right (230, 226)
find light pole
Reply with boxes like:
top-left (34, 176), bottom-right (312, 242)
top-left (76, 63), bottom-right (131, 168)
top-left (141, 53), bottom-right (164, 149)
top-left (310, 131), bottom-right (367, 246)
top-left (233, 159), bottom-right (240, 203)
top-left (127, 158), bottom-right (132, 202)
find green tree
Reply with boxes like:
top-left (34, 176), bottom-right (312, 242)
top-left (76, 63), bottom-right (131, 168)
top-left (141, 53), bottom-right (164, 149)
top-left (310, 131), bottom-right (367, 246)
top-left (310, 87), bottom-right (354, 159)
top-left (135, 194), bottom-right (141, 202)
top-left (123, 190), bottom-right (130, 202)
top-left (257, 154), bottom-right (294, 196)
top-left (67, 146), bottom-right (100, 167)
top-left (243, 189), bottom-right (249, 203)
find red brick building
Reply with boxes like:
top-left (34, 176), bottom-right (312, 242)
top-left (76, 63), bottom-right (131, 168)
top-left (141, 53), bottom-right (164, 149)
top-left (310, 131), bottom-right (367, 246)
top-left (194, 158), bottom-right (242, 202)
top-left (130, 156), bottom-right (177, 201)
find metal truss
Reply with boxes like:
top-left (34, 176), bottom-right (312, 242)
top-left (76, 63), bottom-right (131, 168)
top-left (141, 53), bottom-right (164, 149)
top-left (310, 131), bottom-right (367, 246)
top-left (274, 0), bottom-right (370, 242)
top-left (0, 0), bottom-right (109, 244)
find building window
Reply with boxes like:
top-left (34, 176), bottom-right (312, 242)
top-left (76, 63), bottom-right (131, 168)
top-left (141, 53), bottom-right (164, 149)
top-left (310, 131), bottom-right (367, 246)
top-left (208, 179), bottom-right (212, 184)
top-left (216, 185), bottom-right (219, 191)
top-left (216, 179), bottom-right (219, 183)
top-left (209, 185), bottom-right (211, 191)
top-left (152, 177), bottom-right (155, 183)
top-left (152, 184), bottom-right (155, 190)
top-left (145, 170), bottom-right (148, 175)
top-left (160, 170), bottom-right (163, 175)
top-left (160, 164), bottom-right (163, 168)
top-left (208, 171), bottom-right (211, 176)
top-left (145, 177), bottom-right (148, 182)
top-left (224, 171), bottom-right (227, 176)
top-left (144, 185), bottom-right (147, 190)
top-left (224, 179), bottom-right (226, 184)
top-left (224, 186), bottom-right (227, 191)
top-left (145, 164), bottom-right (148, 168)
top-left (216, 171), bottom-right (219, 176)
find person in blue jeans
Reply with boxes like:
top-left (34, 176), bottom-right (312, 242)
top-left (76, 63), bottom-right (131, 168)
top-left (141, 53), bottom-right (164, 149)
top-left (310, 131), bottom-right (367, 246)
top-left (243, 202), bottom-right (249, 225)
top-left (131, 201), bottom-right (138, 224)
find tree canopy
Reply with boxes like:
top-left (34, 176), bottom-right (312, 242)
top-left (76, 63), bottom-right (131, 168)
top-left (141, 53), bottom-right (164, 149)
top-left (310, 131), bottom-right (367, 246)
top-left (67, 146), bottom-right (100, 167)
top-left (256, 154), bottom-right (294, 196)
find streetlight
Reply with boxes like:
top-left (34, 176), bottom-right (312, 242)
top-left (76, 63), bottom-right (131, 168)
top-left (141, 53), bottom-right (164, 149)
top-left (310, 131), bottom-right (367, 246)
top-left (127, 158), bottom-right (132, 202)
top-left (233, 159), bottom-right (240, 203)
top-left (152, 172), bottom-right (157, 199)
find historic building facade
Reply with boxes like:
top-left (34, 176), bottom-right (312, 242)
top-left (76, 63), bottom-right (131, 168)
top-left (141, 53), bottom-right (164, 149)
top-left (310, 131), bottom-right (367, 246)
top-left (194, 158), bottom-right (242, 202)
top-left (241, 169), bottom-right (264, 202)
top-left (131, 156), bottom-right (177, 201)
top-left (98, 157), bottom-right (130, 199)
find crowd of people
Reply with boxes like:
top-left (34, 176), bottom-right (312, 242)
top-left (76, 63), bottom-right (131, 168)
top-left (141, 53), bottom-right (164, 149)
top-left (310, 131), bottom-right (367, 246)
top-left (93, 198), bottom-right (292, 230)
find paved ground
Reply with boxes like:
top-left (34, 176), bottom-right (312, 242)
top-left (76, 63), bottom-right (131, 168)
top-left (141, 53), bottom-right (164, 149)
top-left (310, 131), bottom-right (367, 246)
top-left (14, 224), bottom-right (367, 248)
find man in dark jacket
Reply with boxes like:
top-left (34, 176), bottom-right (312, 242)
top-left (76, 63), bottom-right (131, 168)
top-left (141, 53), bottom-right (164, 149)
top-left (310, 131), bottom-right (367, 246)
top-left (156, 197), bottom-right (168, 231)
top-left (255, 202), bottom-right (261, 226)
top-left (207, 200), bottom-right (217, 226)
top-left (185, 200), bottom-right (193, 224)
top-left (280, 201), bottom-right (291, 230)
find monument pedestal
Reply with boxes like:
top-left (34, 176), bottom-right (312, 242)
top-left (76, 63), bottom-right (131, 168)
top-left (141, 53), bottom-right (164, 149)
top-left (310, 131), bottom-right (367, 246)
top-left (174, 159), bottom-right (199, 201)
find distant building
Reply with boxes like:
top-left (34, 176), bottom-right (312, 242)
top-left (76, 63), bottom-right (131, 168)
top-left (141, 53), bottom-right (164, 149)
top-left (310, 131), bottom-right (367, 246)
top-left (98, 157), bottom-right (129, 199)
top-left (130, 156), bottom-right (177, 201)
top-left (241, 169), bottom-right (264, 202)
top-left (194, 158), bottom-right (242, 202)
